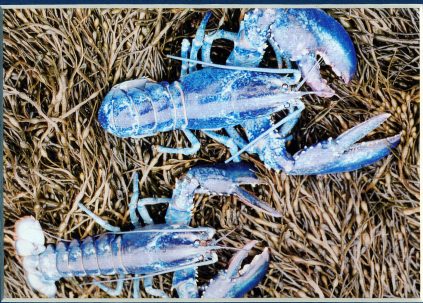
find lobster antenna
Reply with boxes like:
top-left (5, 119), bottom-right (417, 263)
top-left (167, 55), bottom-right (301, 77)
top-left (225, 101), bottom-right (307, 163)
top-left (224, 115), bottom-right (294, 164)
top-left (212, 227), bottom-right (239, 245)
top-left (42, 230), bottom-right (72, 243)
top-left (78, 202), bottom-right (121, 233)
top-left (224, 58), bottom-right (324, 163)
top-left (209, 245), bottom-right (249, 252)
top-left (81, 256), bottom-right (219, 285)
top-left (109, 226), bottom-right (213, 235)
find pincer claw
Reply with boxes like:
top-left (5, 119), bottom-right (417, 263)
top-left (240, 8), bottom-right (357, 97)
top-left (202, 240), bottom-right (269, 298)
top-left (288, 113), bottom-right (401, 175)
top-left (188, 163), bottom-right (282, 217)
top-left (271, 8), bottom-right (358, 97)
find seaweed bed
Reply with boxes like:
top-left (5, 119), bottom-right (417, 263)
top-left (3, 8), bottom-right (420, 298)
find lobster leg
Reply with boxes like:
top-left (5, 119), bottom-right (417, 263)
top-left (128, 173), bottom-right (173, 298)
top-left (238, 117), bottom-right (294, 171)
top-left (278, 107), bottom-right (301, 138)
top-left (133, 176), bottom-right (202, 224)
top-left (156, 129), bottom-right (201, 156)
top-left (238, 102), bottom-right (303, 149)
top-left (201, 30), bottom-right (238, 64)
top-left (133, 276), bottom-right (141, 298)
top-left (136, 198), bottom-right (172, 225)
top-left (181, 39), bottom-right (191, 77)
top-left (144, 277), bottom-right (169, 298)
top-left (225, 102), bottom-right (305, 163)
top-left (129, 173), bottom-right (172, 226)
top-left (225, 127), bottom-right (248, 149)
top-left (226, 18), bottom-right (268, 67)
top-left (203, 130), bottom-right (240, 162)
top-left (186, 163), bottom-right (281, 217)
top-left (164, 192), bottom-right (201, 299)
top-left (78, 202), bottom-right (121, 232)
top-left (93, 274), bottom-right (124, 296)
top-left (189, 11), bottom-right (212, 73)
top-left (77, 203), bottom-right (133, 296)
top-left (129, 173), bottom-right (142, 226)
top-left (165, 163), bottom-right (276, 297)
top-left (171, 268), bottom-right (199, 298)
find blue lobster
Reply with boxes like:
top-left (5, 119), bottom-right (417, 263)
top-left (98, 8), bottom-right (400, 175)
top-left (14, 163), bottom-right (273, 298)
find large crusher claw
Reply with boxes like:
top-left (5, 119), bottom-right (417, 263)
top-left (243, 8), bottom-right (358, 97)
top-left (202, 240), bottom-right (269, 298)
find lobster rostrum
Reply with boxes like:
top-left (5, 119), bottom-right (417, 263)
top-left (98, 8), bottom-right (400, 175)
top-left (14, 163), bottom-right (273, 298)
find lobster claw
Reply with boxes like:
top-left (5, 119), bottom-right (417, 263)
top-left (245, 8), bottom-right (357, 97)
top-left (276, 9), bottom-right (357, 97)
top-left (202, 240), bottom-right (269, 298)
top-left (188, 163), bottom-right (282, 217)
top-left (285, 113), bottom-right (401, 175)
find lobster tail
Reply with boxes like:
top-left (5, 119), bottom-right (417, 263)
top-left (15, 216), bottom-right (45, 256)
top-left (14, 217), bottom-right (57, 297)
